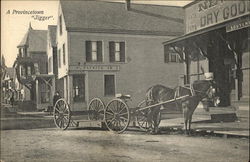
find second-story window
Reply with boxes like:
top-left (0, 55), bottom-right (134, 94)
top-left (109, 41), bottom-right (125, 62)
top-left (59, 15), bottom-right (62, 35)
top-left (58, 49), bottom-right (61, 68)
top-left (48, 57), bottom-right (52, 73)
top-left (27, 66), bottom-right (31, 76)
top-left (164, 46), bottom-right (182, 63)
top-left (63, 44), bottom-right (66, 65)
top-left (86, 41), bottom-right (103, 62)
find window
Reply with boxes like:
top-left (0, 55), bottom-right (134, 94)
top-left (34, 63), bottom-right (39, 74)
top-left (22, 48), bottom-right (25, 57)
top-left (58, 49), bottom-right (61, 68)
top-left (73, 75), bottom-right (85, 102)
top-left (63, 44), bottom-right (66, 65)
top-left (59, 15), bottom-right (62, 35)
top-left (25, 48), bottom-right (29, 57)
top-left (27, 66), bottom-right (31, 76)
top-left (86, 41), bottom-right (102, 62)
top-left (19, 48), bottom-right (22, 57)
top-left (48, 57), bottom-right (52, 73)
top-left (109, 41), bottom-right (125, 62)
top-left (20, 65), bottom-right (25, 77)
top-left (91, 42), bottom-right (97, 61)
top-left (104, 75), bottom-right (115, 96)
top-left (164, 46), bottom-right (182, 63)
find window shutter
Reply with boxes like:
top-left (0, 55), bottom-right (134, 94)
top-left (86, 41), bottom-right (91, 62)
top-left (164, 45), bottom-right (169, 63)
top-left (97, 41), bottom-right (102, 62)
top-left (120, 42), bottom-right (125, 62)
top-left (109, 41), bottom-right (115, 62)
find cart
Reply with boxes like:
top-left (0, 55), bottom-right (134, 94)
top-left (53, 94), bottom-right (189, 133)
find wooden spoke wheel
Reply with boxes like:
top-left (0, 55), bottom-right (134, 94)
top-left (136, 100), bottom-right (161, 131)
top-left (104, 99), bottom-right (130, 133)
top-left (88, 98), bottom-right (105, 121)
top-left (53, 98), bottom-right (71, 130)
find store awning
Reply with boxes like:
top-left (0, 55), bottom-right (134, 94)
top-left (163, 15), bottom-right (249, 46)
top-left (163, 23), bottom-right (226, 45)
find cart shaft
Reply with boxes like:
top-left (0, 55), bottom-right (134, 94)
top-left (137, 95), bottom-right (189, 111)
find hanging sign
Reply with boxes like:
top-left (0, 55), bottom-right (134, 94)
top-left (185, 0), bottom-right (250, 34)
top-left (226, 16), bottom-right (250, 32)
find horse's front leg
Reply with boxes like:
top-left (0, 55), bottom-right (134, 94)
top-left (188, 115), bottom-right (193, 135)
top-left (183, 107), bottom-right (188, 135)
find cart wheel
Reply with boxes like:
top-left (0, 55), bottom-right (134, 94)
top-left (104, 99), bottom-right (130, 133)
top-left (88, 98), bottom-right (105, 121)
top-left (136, 100), bottom-right (161, 131)
top-left (53, 98), bottom-right (71, 130)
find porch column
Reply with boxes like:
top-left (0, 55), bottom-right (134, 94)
top-left (35, 79), bottom-right (39, 106)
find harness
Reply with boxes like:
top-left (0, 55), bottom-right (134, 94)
top-left (174, 83), bottom-right (213, 101)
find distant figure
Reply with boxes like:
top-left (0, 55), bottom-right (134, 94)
top-left (53, 91), bottom-right (61, 106)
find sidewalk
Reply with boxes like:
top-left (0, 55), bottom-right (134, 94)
top-left (1, 103), bottom-right (54, 130)
top-left (159, 105), bottom-right (249, 137)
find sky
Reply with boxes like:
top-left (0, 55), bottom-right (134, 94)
top-left (1, 0), bottom-right (192, 67)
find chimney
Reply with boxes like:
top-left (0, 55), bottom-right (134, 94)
top-left (125, 0), bottom-right (131, 11)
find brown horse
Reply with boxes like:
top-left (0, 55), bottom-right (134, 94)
top-left (145, 80), bottom-right (218, 134)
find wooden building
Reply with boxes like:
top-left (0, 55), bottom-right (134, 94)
top-left (163, 0), bottom-right (249, 107)
top-left (56, 0), bottom-right (185, 111)
top-left (14, 24), bottom-right (54, 110)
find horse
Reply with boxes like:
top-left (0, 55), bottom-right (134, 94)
top-left (145, 80), bottom-right (218, 135)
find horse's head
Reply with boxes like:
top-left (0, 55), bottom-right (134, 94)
top-left (192, 80), bottom-right (220, 106)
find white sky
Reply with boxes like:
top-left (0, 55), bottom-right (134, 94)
top-left (1, 0), bottom-right (192, 67)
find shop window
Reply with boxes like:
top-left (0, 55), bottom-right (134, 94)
top-left (73, 75), bottom-right (85, 102)
top-left (63, 44), bottom-right (66, 65)
top-left (86, 41), bottom-right (103, 62)
top-left (109, 41), bottom-right (125, 62)
top-left (41, 83), bottom-right (50, 103)
top-left (164, 46), bottom-right (182, 63)
top-left (104, 75), bottom-right (115, 96)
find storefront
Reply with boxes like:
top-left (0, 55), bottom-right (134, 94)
top-left (163, 0), bottom-right (249, 107)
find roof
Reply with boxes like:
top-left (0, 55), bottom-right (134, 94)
top-left (48, 25), bottom-right (57, 47)
top-left (18, 28), bottom-right (47, 52)
top-left (5, 68), bottom-right (15, 79)
top-left (60, 0), bottom-right (184, 36)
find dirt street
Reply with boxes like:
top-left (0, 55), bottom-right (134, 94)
top-left (1, 128), bottom-right (249, 162)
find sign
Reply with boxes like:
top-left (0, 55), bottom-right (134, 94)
top-left (185, 0), bottom-right (250, 33)
top-left (226, 16), bottom-right (250, 32)
top-left (69, 65), bottom-right (120, 72)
